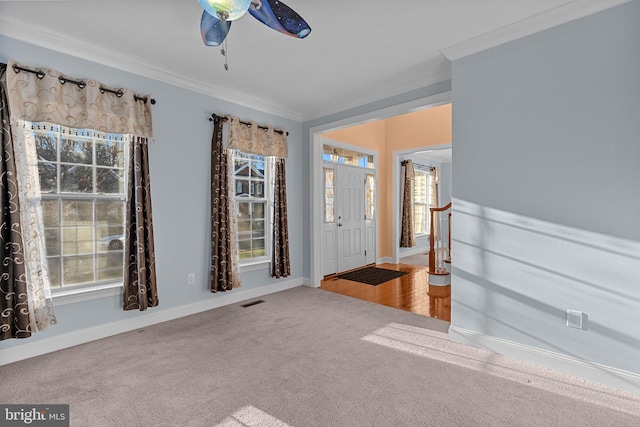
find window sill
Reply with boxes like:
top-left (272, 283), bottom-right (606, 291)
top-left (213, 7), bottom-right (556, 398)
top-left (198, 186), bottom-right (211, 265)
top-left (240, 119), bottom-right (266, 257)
top-left (239, 259), bottom-right (270, 272)
top-left (51, 282), bottom-right (123, 306)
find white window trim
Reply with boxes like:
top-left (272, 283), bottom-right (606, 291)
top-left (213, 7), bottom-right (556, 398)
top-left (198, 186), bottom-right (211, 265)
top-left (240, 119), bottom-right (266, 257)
top-left (29, 122), bottom-right (129, 297)
top-left (231, 151), bottom-right (273, 266)
top-left (51, 281), bottom-right (122, 306)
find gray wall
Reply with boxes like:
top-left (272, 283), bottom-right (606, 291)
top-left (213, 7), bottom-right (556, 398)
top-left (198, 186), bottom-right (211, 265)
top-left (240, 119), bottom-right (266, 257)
top-left (451, 0), bottom-right (640, 375)
top-left (439, 161), bottom-right (452, 207)
top-left (0, 36), bottom-right (304, 351)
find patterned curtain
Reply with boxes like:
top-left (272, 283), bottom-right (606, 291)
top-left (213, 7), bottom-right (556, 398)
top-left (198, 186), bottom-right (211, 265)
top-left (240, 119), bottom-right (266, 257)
top-left (400, 160), bottom-right (416, 247)
top-left (6, 60), bottom-right (153, 138)
top-left (2, 64), bottom-right (58, 337)
top-left (6, 60), bottom-right (157, 312)
top-left (123, 136), bottom-right (159, 311)
top-left (0, 63), bottom-right (35, 340)
top-left (272, 158), bottom-right (290, 278)
top-left (226, 115), bottom-right (288, 158)
top-left (210, 118), bottom-right (241, 292)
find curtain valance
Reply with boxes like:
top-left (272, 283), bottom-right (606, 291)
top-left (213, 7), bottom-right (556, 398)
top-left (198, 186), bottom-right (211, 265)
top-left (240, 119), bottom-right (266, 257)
top-left (226, 115), bottom-right (288, 159)
top-left (7, 60), bottom-right (153, 139)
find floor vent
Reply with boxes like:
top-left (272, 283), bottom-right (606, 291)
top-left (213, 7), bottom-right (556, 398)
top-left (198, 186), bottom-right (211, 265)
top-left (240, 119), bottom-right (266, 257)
top-left (241, 299), bottom-right (265, 308)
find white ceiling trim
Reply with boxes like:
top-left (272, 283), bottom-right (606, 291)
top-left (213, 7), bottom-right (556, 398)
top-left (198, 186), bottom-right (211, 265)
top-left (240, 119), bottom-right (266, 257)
top-left (440, 0), bottom-right (632, 61)
top-left (300, 63), bottom-right (451, 123)
top-left (0, 16), bottom-right (303, 121)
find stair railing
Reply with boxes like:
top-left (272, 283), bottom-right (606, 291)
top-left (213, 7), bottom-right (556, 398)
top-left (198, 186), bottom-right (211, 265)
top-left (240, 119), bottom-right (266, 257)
top-left (428, 202), bottom-right (452, 273)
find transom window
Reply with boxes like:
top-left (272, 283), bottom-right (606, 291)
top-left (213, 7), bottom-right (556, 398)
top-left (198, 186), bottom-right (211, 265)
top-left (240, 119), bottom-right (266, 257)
top-left (31, 123), bottom-right (127, 290)
top-left (232, 151), bottom-right (273, 262)
top-left (322, 144), bottom-right (374, 169)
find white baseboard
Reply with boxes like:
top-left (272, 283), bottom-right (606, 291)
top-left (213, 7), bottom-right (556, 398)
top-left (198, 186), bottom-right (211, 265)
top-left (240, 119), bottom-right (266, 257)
top-left (0, 278), bottom-right (303, 366)
top-left (449, 326), bottom-right (640, 396)
top-left (377, 257), bottom-right (394, 264)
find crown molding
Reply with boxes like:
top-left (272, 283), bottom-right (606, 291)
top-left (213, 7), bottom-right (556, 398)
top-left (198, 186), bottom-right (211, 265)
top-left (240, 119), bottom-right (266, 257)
top-left (0, 16), bottom-right (303, 122)
top-left (301, 63), bottom-right (452, 123)
top-left (0, 14), bottom-right (453, 124)
top-left (440, 0), bottom-right (632, 61)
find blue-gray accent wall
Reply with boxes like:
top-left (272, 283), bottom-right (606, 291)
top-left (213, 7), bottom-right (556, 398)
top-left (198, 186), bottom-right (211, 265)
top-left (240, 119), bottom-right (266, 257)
top-left (451, 0), bottom-right (640, 377)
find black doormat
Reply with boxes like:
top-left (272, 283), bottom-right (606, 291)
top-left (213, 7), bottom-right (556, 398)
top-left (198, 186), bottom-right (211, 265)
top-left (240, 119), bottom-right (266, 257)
top-left (336, 267), bottom-right (408, 286)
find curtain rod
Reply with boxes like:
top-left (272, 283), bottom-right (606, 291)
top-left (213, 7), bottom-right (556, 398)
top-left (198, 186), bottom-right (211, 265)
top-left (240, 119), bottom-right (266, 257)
top-left (11, 63), bottom-right (156, 105)
top-left (209, 113), bottom-right (288, 136)
top-left (401, 160), bottom-right (434, 171)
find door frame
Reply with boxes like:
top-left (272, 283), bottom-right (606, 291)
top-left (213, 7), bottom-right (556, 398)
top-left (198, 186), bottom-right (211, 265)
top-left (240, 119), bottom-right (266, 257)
top-left (391, 143), bottom-right (452, 264)
top-left (321, 152), bottom-right (377, 276)
top-left (309, 91), bottom-right (452, 288)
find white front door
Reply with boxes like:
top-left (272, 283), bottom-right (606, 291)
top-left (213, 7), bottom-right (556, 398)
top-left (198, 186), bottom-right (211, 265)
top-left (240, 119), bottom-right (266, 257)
top-left (336, 165), bottom-right (366, 273)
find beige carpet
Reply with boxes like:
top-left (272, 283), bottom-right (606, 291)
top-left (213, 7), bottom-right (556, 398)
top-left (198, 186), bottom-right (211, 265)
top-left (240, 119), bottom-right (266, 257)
top-left (2, 286), bottom-right (639, 426)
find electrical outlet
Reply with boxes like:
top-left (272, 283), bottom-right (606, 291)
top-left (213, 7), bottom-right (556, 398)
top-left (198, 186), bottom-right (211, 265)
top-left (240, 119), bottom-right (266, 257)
top-left (187, 273), bottom-right (195, 284)
top-left (566, 309), bottom-right (584, 329)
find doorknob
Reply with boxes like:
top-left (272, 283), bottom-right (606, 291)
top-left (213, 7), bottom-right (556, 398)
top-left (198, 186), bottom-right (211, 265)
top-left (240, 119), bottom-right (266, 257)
top-left (338, 223), bottom-right (343, 227)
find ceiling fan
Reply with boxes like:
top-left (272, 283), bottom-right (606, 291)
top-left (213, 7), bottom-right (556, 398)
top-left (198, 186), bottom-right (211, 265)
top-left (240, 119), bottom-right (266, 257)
top-left (199, 0), bottom-right (311, 47)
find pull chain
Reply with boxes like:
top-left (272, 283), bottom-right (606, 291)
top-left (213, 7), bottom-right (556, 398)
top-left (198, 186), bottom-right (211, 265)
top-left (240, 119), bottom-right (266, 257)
top-left (221, 38), bottom-right (229, 71)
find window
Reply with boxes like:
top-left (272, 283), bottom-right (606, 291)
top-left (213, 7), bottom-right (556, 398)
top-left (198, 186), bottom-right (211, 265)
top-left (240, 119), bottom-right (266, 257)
top-left (232, 151), bottom-right (273, 262)
top-left (365, 173), bottom-right (375, 220)
top-left (322, 144), bottom-right (374, 169)
top-left (323, 167), bottom-right (335, 223)
top-left (31, 123), bottom-right (127, 290)
top-left (414, 170), bottom-right (430, 235)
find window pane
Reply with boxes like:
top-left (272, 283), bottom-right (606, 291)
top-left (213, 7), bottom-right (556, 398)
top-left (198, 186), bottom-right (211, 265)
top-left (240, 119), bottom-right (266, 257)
top-left (60, 136), bottom-right (92, 164)
top-left (42, 199), bottom-right (59, 227)
top-left (252, 220), bottom-right (265, 238)
top-left (47, 258), bottom-right (61, 289)
top-left (34, 131), bottom-right (57, 161)
top-left (62, 226), bottom-right (94, 255)
top-left (61, 165), bottom-right (93, 193)
top-left (236, 179), bottom-right (249, 196)
top-left (38, 162), bottom-right (57, 193)
top-left (96, 168), bottom-right (124, 194)
top-left (44, 228), bottom-right (60, 256)
top-left (324, 168), bottom-right (335, 223)
top-left (97, 252), bottom-right (124, 281)
top-left (415, 205), bottom-right (427, 234)
top-left (366, 174), bottom-right (375, 220)
top-left (63, 255), bottom-right (94, 285)
top-left (234, 156), bottom-right (248, 173)
top-left (251, 181), bottom-right (264, 197)
top-left (238, 240), bottom-right (252, 260)
top-left (253, 239), bottom-right (265, 257)
top-left (96, 140), bottom-right (124, 167)
top-left (238, 202), bottom-right (250, 219)
top-left (252, 203), bottom-right (264, 219)
top-left (237, 220), bottom-right (251, 240)
top-left (62, 200), bottom-right (93, 226)
top-left (414, 173), bottom-right (427, 204)
top-left (97, 228), bottom-right (124, 252)
top-left (96, 201), bottom-right (125, 225)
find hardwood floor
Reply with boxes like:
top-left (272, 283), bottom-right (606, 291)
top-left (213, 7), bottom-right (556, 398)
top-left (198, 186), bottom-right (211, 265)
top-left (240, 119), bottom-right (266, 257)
top-left (320, 263), bottom-right (451, 321)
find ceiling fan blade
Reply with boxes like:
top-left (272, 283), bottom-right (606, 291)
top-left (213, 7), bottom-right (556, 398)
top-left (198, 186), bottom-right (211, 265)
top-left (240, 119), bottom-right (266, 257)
top-left (200, 10), bottom-right (232, 46)
top-left (249, 0), bottom-right (311, 39)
